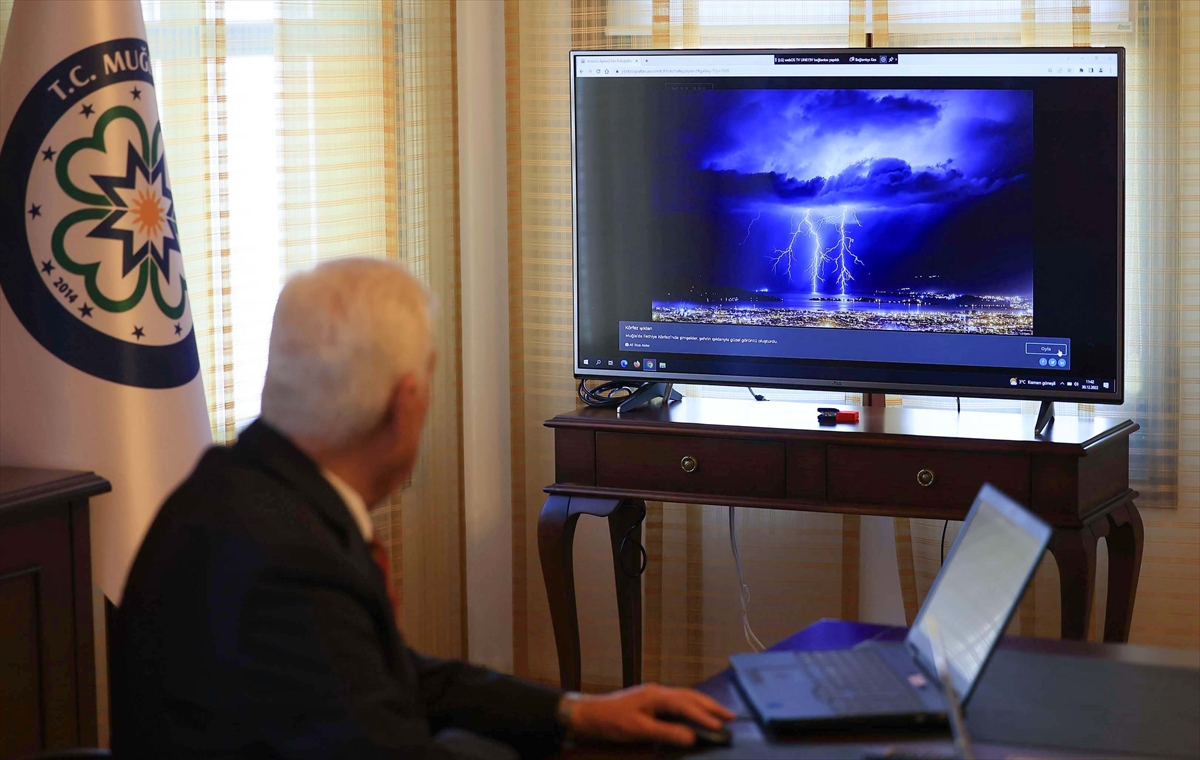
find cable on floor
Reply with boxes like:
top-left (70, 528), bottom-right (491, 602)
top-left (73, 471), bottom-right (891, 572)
top-left (729, 507), bottom-right (766, 652)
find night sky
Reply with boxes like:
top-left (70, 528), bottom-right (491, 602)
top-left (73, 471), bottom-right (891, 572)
top-left (652, 88), bottom-right (1035, 297)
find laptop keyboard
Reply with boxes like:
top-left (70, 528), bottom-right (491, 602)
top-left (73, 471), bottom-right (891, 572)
top-left (797, 648), bottom-right (926, 715)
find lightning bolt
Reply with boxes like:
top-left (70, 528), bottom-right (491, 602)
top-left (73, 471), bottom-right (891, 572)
top-left (768, 209), bottom-right (835, 290)
top-left (829, 206), bottom-right (863, 296)
top-left (768, 212), bottom-right (805, 280)
top-left (740, 212), bottom-right (761, 245)
top-left (800, 210), bottom-right (831, 293)
top-left (766, 206), bottom-right (864, 293)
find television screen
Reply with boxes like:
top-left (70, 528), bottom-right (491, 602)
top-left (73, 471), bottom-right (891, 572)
top-left (571, 49), bottom-right (1124, 402)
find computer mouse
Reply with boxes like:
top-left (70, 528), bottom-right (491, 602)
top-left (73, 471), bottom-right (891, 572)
top-left (658, 715), bottom-right (733, 747)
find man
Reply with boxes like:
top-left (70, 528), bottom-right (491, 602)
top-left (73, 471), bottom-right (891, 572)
top-left (113, 258), bottom-right (733, 759)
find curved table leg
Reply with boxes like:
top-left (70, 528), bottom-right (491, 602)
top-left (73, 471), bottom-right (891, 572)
top-left (1103, 501), bottom-right (1144, 643)
top-left (1049, 525), bottom-right (1099, 640)
top-left (538, 495), bottom-right (582, 690)
top-left (609, 499), bottom-right (646, 688)
top-left (538, 495), bottom-right (628, 690)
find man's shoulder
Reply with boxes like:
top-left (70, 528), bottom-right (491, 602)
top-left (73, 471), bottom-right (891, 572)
top-left (120, 440), bottom-right (358, 630)
top-left (167, 444), bottom-right (250, 503)
top-left (131, 444), bottom-right (337, 587)
top-left (166, 444), bottom-right (313, 530)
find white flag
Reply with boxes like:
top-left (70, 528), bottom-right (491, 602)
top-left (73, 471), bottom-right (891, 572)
top-left (0, 0), bottom-right (211, 602)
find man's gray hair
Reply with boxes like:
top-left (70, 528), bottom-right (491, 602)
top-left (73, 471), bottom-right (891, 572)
top-left (261, 258), bottom-right (432, 448)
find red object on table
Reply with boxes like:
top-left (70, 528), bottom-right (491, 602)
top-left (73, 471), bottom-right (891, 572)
top-left (835, 410), bottom-right (860, 423)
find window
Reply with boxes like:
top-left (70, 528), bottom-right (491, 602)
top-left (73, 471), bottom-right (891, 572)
top-left (224, 1), bottom-right (281, 427)
top-left (145, 0), bottom-right (283, 429)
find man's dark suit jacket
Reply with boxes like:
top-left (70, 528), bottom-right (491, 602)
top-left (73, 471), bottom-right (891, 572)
top-left (113, 421), bottom-right (564, 759)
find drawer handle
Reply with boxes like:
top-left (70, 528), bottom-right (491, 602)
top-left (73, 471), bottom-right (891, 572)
top-left (680, 456), bottom-right (699, 474)
top-left (917, 469), bottom-right (936, 488)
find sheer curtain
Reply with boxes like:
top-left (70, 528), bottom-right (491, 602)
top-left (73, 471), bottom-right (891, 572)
top-left (99, 0), bottom-right (466, 659)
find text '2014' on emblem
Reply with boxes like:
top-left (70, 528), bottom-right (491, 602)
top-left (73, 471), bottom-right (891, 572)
top-left (0, 39), bottom-right (199, 389)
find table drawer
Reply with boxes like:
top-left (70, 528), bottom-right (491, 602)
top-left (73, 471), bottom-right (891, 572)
top-left (595, 432), bottom-right (786, 498)
top-left (827, 445), bottom-right (1030, 510)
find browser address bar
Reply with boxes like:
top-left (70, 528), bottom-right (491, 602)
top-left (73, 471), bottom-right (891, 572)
top-left (611, 67), bottom-right (733, 75)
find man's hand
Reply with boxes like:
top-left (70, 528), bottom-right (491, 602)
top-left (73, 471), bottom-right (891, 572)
top-left (566, 683), bottom-right (737, 746)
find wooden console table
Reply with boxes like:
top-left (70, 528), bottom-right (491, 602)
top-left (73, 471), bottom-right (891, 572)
top-left (538, 398), bottom-right (1142, 691)
top-left (0, 467), bottom-right (110, 759)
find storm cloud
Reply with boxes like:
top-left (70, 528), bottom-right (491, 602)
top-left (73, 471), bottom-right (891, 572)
top-left (651, 87), bottom-right (1036, 296)
top-left (687, 89), bottom-right (1032, 210)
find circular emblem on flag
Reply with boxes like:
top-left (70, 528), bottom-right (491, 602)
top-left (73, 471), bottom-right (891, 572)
top-left (0, 39), bottom-right (198, 388)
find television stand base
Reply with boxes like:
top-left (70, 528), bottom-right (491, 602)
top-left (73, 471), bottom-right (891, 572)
top-left (1035, 400), bottom-right (1055, 436)
top-left (617, 382), bottom-right (682, 415)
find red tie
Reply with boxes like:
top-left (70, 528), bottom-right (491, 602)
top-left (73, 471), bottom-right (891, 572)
top-left (368, 537), bottom-right (402, 629)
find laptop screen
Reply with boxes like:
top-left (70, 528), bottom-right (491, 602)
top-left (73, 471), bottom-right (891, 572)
top-left (906, 485), bottom-right (1051, 701)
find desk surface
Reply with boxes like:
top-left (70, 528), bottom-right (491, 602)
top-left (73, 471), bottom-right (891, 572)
top-left (559, 620), bottom-right (1200, 760)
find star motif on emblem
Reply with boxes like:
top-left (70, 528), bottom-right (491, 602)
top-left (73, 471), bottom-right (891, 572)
top-left (87, 143), bottom-right (180, 284)
top-left (42, 146), bottom-right (56, 161)
top-left (41, 260), bottom-right (55, 275)
top-left (80, 103), bottom-right (95, 118)
top-left (132, 326), bottom-right (146, 340)
top-left (29, 204), bottom-right (41, 218)
top-left (174, 323), bottom-right (182, 335)
top-left (131, 87), bottom-right (142, 100)
top-left (79, 303), bottom-right (94, 318)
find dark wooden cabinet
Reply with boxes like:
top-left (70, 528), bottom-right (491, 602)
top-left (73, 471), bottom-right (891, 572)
top-left (0, 467), bottom-right (110, 759)
top-left (538, 398), bottom-right (1144, 690)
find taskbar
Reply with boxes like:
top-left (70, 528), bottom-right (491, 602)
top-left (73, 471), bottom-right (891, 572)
top-left (1011, 376), bottom-right (1114, 393)
top-left (577, 355), bottom-right (1117, 396)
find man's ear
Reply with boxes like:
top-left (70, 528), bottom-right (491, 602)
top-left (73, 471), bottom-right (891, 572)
top-left (384, 375), bottom-right (418, 439)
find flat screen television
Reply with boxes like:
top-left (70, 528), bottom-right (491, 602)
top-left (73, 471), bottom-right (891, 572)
top-left (570, 48), bottom-right (1125, 404)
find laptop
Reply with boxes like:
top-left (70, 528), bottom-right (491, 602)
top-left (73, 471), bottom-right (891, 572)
top-left (730, 483), bottom-right (1052, 732)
